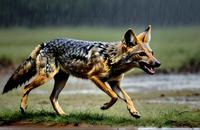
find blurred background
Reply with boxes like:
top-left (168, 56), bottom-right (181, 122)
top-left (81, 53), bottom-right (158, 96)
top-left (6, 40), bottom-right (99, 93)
top-left (0, 0), bottom-right (200, 72)
top-left (0, 0), bottom-right (200, 126)
top-left (1, 0), bottom-right (199, 27)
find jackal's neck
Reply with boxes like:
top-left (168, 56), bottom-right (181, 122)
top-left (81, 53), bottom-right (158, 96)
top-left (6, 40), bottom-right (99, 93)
top-left (107, 41), bottom-right (127, 65)
top-left (108, 44), bottom-right (138, 76)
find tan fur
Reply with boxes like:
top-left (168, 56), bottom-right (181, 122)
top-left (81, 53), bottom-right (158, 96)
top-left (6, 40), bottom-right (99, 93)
top-left (30, 44), bottom-right (42, 58)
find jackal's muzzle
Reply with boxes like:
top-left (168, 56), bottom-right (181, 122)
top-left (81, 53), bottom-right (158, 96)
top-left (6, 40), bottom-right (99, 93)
top-left (139, 60), bottom-right (161, 75)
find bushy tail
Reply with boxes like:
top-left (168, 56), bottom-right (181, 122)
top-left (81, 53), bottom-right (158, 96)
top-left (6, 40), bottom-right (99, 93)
top-left (2, 44), bottom-right (42, 94)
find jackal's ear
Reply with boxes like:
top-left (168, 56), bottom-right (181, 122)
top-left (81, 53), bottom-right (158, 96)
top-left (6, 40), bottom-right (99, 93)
top-left (124, 28), bottom-right (138, 47)
top-left (137, 25), bottom-right (151, 43)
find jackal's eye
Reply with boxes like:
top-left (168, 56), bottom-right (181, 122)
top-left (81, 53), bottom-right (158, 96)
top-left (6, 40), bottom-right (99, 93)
top-left (138, 52), bottom-right (147, 56)
top-left (151, 51), bottom-right (154, 55)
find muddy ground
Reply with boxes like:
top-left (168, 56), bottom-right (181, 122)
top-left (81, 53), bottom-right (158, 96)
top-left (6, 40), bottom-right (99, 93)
top-left (0, 67), bottom-right (199, 128)
top-left (0, 71), bottom-right (200, 108)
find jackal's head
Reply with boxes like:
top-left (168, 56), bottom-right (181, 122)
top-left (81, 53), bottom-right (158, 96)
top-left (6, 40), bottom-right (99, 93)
top-left (122, 25), bottom-right (161, 75)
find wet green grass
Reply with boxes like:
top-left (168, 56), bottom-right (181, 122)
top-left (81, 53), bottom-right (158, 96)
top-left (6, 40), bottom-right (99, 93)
top-left (0, 26), bottom-right (200, 70)
top-left (0, 91), bottom-right (199, 127)
top-left (1, 108), bottom-right (199, 127)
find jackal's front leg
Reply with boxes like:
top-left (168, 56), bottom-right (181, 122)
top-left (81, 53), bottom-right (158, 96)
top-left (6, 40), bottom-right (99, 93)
top-left (90, 76), bottom-right (118, 110)
top-left (108, 81), bottom-right (141, 119)
top-left (50, 71), bottom-right (69, 116)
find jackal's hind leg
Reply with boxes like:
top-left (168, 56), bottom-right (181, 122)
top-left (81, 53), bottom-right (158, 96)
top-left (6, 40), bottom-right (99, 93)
top-left (50, 70), bottom-right (69, 116)
top-left (108, 81), bottom-right (140, 119)
top-left (20, 74), bottom-right (52, 113)
top-left (90, 76), bottom-right (118, 110)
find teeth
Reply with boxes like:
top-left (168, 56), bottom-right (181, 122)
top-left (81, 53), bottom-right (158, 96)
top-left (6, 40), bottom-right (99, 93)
top-left (144, 66), bottom-right (148, 69)
top-left (140, 63), bottom-right (155, 74)
top-left (148, 67), bottom-right (155, 73)
top-left (145, 65), bottom-right (155, 74)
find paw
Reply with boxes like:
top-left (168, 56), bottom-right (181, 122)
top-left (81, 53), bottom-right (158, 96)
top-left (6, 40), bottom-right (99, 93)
top-left (20, 106), bottom-right (27, 114)
top-left (100, 103), bottom-right (110, 110)
top-left (128, 108), bottom-right (141, 119)
top-left (130, 111), bottom-right (141, 119)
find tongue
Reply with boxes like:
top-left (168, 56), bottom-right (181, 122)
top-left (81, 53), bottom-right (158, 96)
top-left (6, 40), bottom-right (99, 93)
top-left (144, 65), bottom-right (155, 74)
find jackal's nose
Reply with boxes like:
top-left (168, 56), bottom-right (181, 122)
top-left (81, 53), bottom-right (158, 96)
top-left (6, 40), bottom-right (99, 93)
top-left (154, 60), bottom-right (161, 67)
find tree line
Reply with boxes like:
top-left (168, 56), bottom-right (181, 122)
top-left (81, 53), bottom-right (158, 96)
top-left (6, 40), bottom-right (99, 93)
top-left (0, 0), bottom-right (199, 27)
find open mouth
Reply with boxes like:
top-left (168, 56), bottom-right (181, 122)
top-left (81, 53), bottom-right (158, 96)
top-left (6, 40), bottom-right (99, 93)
top-left (139, 62), bottom-right (155, 75)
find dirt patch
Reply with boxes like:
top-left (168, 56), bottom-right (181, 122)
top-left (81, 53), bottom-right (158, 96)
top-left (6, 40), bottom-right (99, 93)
top-left (1, 121), bottom-right (107, 129)
top-left (178, 58), bottom-right (200, 73)
top-left (157, 58), bottom-right (200, 74)
top-left (0, 57), bottom-right (15, 74)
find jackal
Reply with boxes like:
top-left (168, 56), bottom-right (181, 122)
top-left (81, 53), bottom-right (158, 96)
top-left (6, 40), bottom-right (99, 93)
top-left (2, 25), bottom-right (160, 118)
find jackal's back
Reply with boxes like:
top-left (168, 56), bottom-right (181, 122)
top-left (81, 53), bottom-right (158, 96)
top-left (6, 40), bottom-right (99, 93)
top-left (42, 38), bottom-right (116, 78)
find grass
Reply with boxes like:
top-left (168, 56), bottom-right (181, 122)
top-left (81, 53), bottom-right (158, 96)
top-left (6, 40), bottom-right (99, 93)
top-left (0, 26), bottom-right (123, 63)
top-left (0, 26), bottom-right (200, 70)
top-left (0, 90), bottom-right (199, 127)
top-left (1, 108), bottom-right (199, 127)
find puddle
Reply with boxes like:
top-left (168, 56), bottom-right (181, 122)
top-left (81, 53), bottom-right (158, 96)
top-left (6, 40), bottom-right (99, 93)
top-left (122, 74), bottom-right (200, 92)
top-left (1, 74), bottom-right (199, 128)
top-left (1, 74), bottom-right (200, 94)
top-left (143, 96), bottom-right (200, 108)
